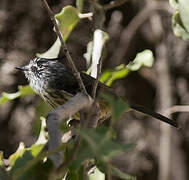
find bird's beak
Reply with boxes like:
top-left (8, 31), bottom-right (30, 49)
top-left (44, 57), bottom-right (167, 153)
top-left (15, 66), bottom-right (28, 71)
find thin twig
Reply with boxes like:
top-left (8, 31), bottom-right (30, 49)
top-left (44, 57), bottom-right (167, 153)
top-left (103, 0), bottom-right (129, 11)
top-left (78, 12), bottom-right (93, 19)
top-left (41, 0), bottom-right (88, 95)
top-left (165, 105), bottom-right (189, 116)
top-left (91, 57), bottom-right (102, 98)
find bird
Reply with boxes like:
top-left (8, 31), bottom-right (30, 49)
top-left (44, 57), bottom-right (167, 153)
top-left (15, 57), bottom-right (178, 128)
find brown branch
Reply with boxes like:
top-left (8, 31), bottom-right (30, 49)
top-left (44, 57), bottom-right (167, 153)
top-left (103, 0), bottom-right (129, 11)
top-left (41, 0), bottom-right (88, 95)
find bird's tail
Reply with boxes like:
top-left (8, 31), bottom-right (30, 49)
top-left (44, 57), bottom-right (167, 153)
top-left (130, 104), bottom-right (178, 128)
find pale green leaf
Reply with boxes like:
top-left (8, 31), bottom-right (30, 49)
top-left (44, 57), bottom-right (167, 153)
top-left (55, 6), bottom-right (79, 41)
top-left (169, 0), bottom-right (179, 8)
top-left (0, 85), bottom-right (34, 105)
top-left (178, 0), bottom-right (189, 33)
top-left (9, 142), bottom-right (25, 167)
top-left (89, 167), bottom-right (105, 180)
top-left (172, 11), bottom-right (189, 39)
top-left (37, 5), bottom-right (80, 59)
top-left (127, 49), bottom-right (154, 71)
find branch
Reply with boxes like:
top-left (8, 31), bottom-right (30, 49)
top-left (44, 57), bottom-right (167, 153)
top-left (41, 0), bottom-right (88, 95)
top-left (46, 93), bottom-right (93, 167)
top-left (165, 105), bottom-right (189, 115)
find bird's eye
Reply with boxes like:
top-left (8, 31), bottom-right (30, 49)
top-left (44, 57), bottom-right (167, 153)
top-left (31, 66), bottom-right (37, 72)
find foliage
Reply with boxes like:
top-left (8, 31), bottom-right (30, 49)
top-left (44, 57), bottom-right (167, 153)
top-left (170, 0), bottom-right (189, 40)
top-left (0, 85), bottom-right (34, 105)
top-left (0, 1), bottom-right (159, 180)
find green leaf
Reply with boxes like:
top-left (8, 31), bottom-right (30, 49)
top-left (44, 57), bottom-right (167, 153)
top-left (0, 85), bottom-right (34, 105)
top-left (9, 143), bottom-right (43, 168)
top-left (55, 6), bottom-right (79, 41)
top-left (9, 143), bottom-right (46, 179)
top-left (100, 64), bottom-right (129, 86)
top-left (178, 0), bottom-right (189, 33)
top-left (169, 0), bottom-right (179, 8)
top-left (170, 0), bottom-right (189, 40)
top-left (77, 127), bottom-right (133, 162)
top-left (37, 5), bottom-right (80, 59)
top-left (18, 85), bottom-right (34, 96)
top-left (0, 151), bottom-right (3, 167)
top-left (33, 100), bottom-right (51, 136)
top-left (172, 11), bottom-right (189, 40)
top-left (127, 49), bottom-right (154, 71)
top-left (89, 167), bottom-right (105, 180)
top-left (101, 93), bottom-right (130, 121)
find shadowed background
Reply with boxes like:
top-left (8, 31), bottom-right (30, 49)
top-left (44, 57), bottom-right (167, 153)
top-left (0, 0), bottom-right (189, 180)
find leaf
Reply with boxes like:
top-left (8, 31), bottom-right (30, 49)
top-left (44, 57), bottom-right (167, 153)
top-left (9, 142), bottom-right (26, 167)
top-left (33, 100), bottom-right (51, 136)
top-left (101, 93), bottom-right (130, 121)
top-left (90, 30), bottom-right (109, 78)
top-left (100, 64), bottom-right (129, 86)
top-left (178, 0), bottom-right (189, 33)
top-left (37, 5), bottom-right (80, 58)
top-left (89, 167), bottom-right (105, 180)
top-left (169, 0), bottom-right (179, 8)
top-left (9, 143), bottom-right (46, 179)
top-left (34, 117), bottom-right (48, 145)
top-left (55, 6), bottom-right (80, 41)
top-left (127, 49), bottom-right (154, 71)
top-left (170, 0), bottom-right (189, 40)
top-left (18, 85), bottom-right (34, 96)
top-left (0, 85), bottom-right (34, 105)
top-left (172, 11), bottom-right (189, 40)
top-left (77, 127), bottom-right (133, 162)
top-left (0, 151), bottom-right (3, 167)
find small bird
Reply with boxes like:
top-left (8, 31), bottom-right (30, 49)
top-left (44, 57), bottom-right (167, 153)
top-left (15, 57), bottom-right (178, 127)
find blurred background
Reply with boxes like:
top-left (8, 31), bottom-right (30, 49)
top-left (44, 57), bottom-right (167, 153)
top-left (1, 0), bottom-right (189, 179)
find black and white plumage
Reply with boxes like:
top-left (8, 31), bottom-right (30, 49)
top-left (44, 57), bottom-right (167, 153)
top-left (15, 57), bottom-right (178, 127)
